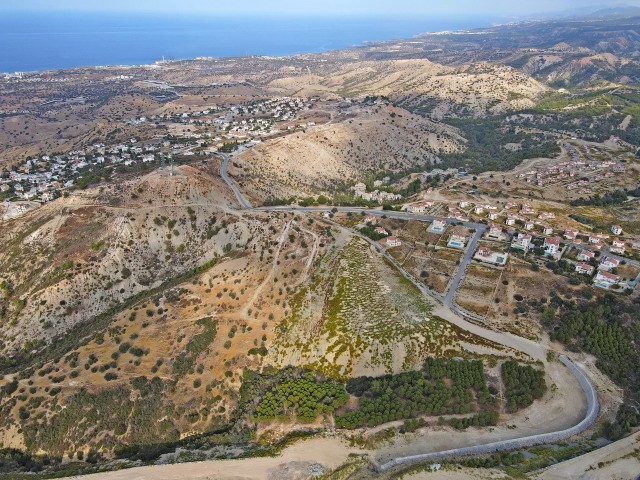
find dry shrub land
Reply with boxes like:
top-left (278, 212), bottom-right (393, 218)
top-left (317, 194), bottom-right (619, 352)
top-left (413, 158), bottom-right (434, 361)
top-left (1, 12), bottom-right (640, 479)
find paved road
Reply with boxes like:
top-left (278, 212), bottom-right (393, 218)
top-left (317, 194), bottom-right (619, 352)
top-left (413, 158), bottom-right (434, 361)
top-left (377, 355), bottom-right (600, 472)
top-left (445, 226), bottom-right (485, 305)
top-left (219, 153), bottom-right (252, 209)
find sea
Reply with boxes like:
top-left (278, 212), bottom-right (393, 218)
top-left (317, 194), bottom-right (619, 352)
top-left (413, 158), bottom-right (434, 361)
top-left (0, 12), bottom-right (504, 73)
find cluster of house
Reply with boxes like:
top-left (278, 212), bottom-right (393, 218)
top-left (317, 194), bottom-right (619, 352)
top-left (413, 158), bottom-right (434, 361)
top-left (0, 140), bottom-right (167, 202)
top-left (352, 183), bottom-right (402, 203)
top-left (508, 224), bottom-right (633, 288)
top-left (515, 143), bottom-right (625, 194)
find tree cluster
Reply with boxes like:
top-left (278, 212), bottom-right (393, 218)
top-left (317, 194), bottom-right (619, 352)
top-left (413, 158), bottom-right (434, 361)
top-left (501, 360), bottom-right (546, 413)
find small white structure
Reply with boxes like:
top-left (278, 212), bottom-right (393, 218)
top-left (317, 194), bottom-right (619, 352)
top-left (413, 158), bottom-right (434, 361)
top-left (386, 236), bottom-right (401, 248)
top-left (611, 225), bottom-right (623, 235)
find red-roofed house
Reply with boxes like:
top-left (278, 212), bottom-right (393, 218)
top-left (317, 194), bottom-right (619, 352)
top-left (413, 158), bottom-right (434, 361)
top-left (386, 236), bottom-right (401, 248)
top-left (594, 270), bottom-right (620, 289)
top-left (577, 250), bottom-right (595, 262)
top-left (564, 228), bottom-right (579, 240)
top-left (600, 257), bottom-right (620, 271)
top-left (610, 238), bottom-right (625, 254)
top-left (544, 237), bottom-right (561, 256)
top-left (575, 263), bottom-right (594, 275)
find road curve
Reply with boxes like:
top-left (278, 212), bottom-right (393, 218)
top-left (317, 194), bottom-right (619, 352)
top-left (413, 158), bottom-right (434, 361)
top-left (218, 156), bottom-right (602, 470)
top-left (377, 355), bottom-right (600, 472)
top-left (219, 154), bottom-right (253, 209)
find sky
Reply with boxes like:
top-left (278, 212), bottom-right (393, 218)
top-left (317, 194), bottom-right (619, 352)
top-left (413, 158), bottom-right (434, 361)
top-left (2, 0), bottom-right (639, 17)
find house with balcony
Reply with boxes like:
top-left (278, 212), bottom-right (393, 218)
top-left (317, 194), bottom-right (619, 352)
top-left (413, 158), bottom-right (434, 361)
top-left (543, 237), bottom-right (561, 256)
top-left (600, 256), bottom-right (620, 271)
top-left (575, 263), bottom-right (594, 275)
top-left (447, 228), bottom-right (468, 249)
top-left (428, 218), bottom-right (448, 234)
top-left (511, 233), bottom-right (533, 252)
top-left (594, 270), bottom-right (620, 289)
top-left (386, 236), bottom-right (401, 248)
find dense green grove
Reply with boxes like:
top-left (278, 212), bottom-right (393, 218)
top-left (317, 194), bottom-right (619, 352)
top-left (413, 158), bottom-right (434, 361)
top-left (501, 360), bottom-right (546, 413)
top-left (335, 358), bottom-right (499, 429)
top-left (437, 117), bottom-right (561, 174)
top-left (358, 225), bottom-right (388, 241)
top-left (569, 187), bottom-right (639, 207)
top-left (542, 292), bottom-right (640, 439)
top-left (254, 373), bottom-right (348, 422)
top-left (546, 294), bottom-right (638, 388)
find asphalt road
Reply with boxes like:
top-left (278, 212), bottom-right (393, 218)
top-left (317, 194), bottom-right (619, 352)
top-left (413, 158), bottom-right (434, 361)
top-left (219, 153), bottom-right (252, 209)
top-left (377, 355), bottom-right (600, 472)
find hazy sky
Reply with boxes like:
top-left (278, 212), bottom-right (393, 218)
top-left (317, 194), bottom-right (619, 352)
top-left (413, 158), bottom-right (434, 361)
top-left (2, 0), bottom-right (639, 16)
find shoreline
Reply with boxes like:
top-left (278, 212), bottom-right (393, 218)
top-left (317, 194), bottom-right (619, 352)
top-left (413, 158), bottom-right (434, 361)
top-left (0, 15), bottom-right (512, 76)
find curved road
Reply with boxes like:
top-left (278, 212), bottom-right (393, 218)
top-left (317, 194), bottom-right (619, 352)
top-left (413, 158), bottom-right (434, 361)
top-left (217, 155), bottom-right (601, 471)
top-left (377, 355), bottom-right (599, 472)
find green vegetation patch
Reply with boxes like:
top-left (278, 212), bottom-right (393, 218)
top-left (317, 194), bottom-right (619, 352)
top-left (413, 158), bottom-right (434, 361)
top-left (173, 317), bottom-right (218, 376)
top-left (501, 360), bottom-right (546, 413)
top-left (335, 358), bottom-right (498, 429)
top-left (255, 373), bottom-right (348, 422)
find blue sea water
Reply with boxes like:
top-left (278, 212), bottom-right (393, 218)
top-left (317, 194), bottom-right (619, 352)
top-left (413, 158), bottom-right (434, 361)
top-left (0, 12), bottom-right (502, 73)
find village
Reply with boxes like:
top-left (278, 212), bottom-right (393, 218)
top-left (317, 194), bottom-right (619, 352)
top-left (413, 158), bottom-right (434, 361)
top-left (510, 142), bottom-right (631, 196)
top-left (358, 198), bottom-right (640, 296)
top-left (0, 96), bottom-right (325, 215)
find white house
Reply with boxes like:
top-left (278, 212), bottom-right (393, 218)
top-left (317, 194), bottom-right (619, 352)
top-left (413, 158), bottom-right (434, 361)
top-left (374, 226), bottom-right (388, 236)
top-left (544, 237), bottom-right (561, 256)
top-left (577, 250), bottom-right (595, 262)
top-left (486, 224), bottom-right (506, 241)
top-left (610, 238), bottom-right (625, 254)
top-left (594, 270), bottom-right (620, 289)
top-left (364, 215), bottom-right (377, 225)
top-left (511, 233), bottom-right (532, 252)
top-left (428, 218), bottom-right (447, 234)
top-left (474, 246), bottom-right (508, 266)
top-left (575, 263), bottom-right (594, 275)
top-left (542, 225), bottom-right (554, 235)
top-left (386, 236), bottom-right (402, 248)
top-left (524, 221), bottom-right (535, 231)
top-left (563, 228), bottom-right (579, 240)
top-left (405, 201), bottom-right (433, 213)
top-left (600, 257), bottom-right (620, 271)
top-left (448, 229), bottom-right (468, 249)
